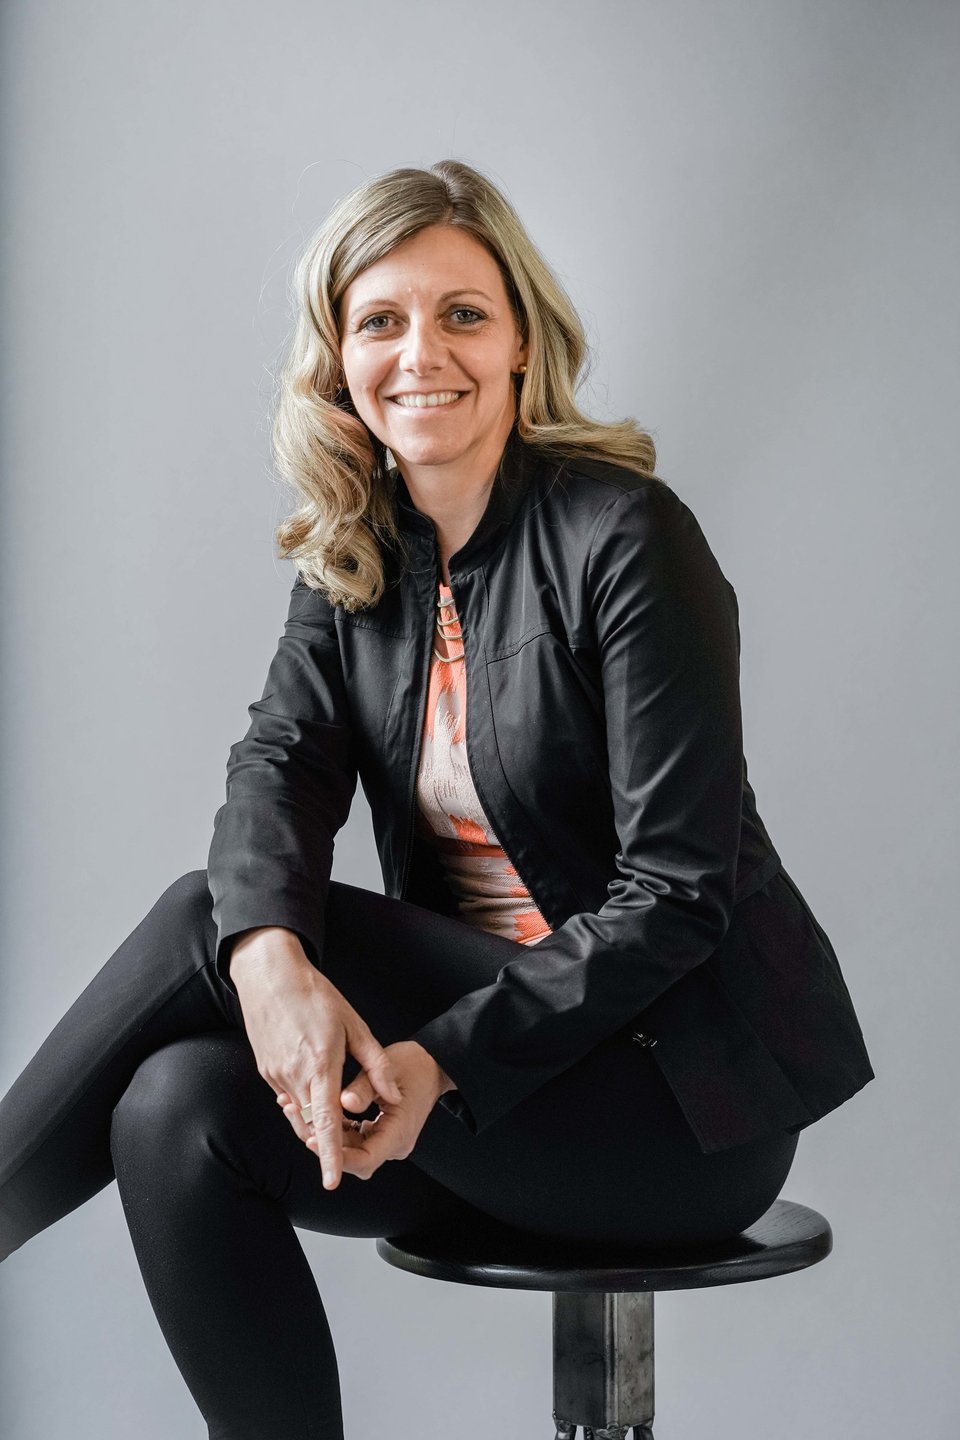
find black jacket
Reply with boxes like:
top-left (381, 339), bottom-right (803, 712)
top-left (206, 425), bottom-right (874, 1152)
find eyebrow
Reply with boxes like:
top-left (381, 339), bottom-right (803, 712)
top-left (348, 289), bottom-right (495, 312)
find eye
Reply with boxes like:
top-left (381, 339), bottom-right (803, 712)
top-left (357, 313), bottom-right (393, 333)
top-left (354, 306), bottom-right (485, 334)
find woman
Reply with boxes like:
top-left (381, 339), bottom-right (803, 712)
top-left (0, 160), bottom-right (873, 1438)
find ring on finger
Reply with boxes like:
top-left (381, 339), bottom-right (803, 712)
top-left (299, 1103), bottom-right (363, 1133)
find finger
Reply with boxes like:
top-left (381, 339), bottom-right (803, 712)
top-left (287, 1088), bottom-right (358, 1134)
top-left (307, 1116), bottom-right (368, 1162)
top-left (282, 1085), bottom-right (364, 1153)
top-left (275, 1089), bottom-right (301, 1121)
top-left (307, 1117), bottom-right (364, 1145)
top-left (340, 1111), bottom-right (404, 1179)
top-left (279, 1096), bottom-right (315, 1146)
top-left (309, 1070), bottom-right (344, 1190)
top-left (273, 1087), bottom-right (310, 1143)
top-left (351, 1032), bottom-right (403, 1106)
top-left (340, 1071), bottom-right (377, 1114)
top-left (328, 1130), bottom-right (374, 1177)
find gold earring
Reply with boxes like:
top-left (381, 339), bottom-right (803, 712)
top-left (516, 363), bottom-right (527, 375)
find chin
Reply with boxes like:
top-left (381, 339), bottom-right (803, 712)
top-left (388, 436), bottom-right (466, 467)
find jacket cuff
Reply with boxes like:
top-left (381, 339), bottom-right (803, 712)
top-left (408, 1014), bottom-right (484, 1134)
top-left (408, 999), bottom-right (571, 1138)
top-left (210, 896), bottom-right (325, 999)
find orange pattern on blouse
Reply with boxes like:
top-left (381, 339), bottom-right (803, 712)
top-left (413, 582), bottom-right (553, 947)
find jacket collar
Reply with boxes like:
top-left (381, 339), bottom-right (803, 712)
top-left (389, 423), bottom-right (540, 574)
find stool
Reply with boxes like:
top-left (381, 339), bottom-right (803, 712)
top-left (377, 1198), bottom-right (832, 1438)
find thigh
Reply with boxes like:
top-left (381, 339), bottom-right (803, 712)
top-left (0, 871), bottom-right (518, 1259)
top-left (111, 1031), bottom-right (490, 1241)
top-left (318, 879), bottom-right (522, 1041)
top-left (0, 868), bottom-right (512, 1260)
top-left (318, 882), bottom-right (800, 1248)
top-left (0, 870), bottom-right (239, 1256)
top-left (411, 1036), bottom-right (799, 1247)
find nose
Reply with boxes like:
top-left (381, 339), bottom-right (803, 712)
top-left (399, 316), bottom-right (447, 375)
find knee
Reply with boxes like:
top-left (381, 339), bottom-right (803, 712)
top-left (156, 868), bottom-right (213, 929)
top-left (110, 1034), bottom-right (286, 1208)
top-left (110, 1038), bottom-right (201, 1156)
top-left (138, 868), bottom-right (216, 961)
top-left (110, 1034), bottom-right (245, 1175)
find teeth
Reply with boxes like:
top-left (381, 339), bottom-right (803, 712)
top-left (391, 391), bottom-right (463, 408)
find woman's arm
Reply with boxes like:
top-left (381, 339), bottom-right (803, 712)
top-left (408, 481), bottom-right (746, 1136)
top-left (206, 575), bottom-right (358, 996)
top-left (206, 576), bottom-right (462, 1184)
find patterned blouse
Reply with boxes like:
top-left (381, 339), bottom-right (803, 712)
top-left (413, 581), bottom-right (553, 946)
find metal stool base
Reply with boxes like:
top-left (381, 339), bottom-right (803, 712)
top-left (552, 1291), bottom-right (655, 1435)
top-left (552, 1422), bottom-right (654, 1439)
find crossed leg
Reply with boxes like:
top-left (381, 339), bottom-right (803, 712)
top-left (0, 868), bottom-right (798, 1439)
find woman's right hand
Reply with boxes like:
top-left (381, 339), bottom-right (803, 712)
top-left (227, 926), bottom-right (403, 1190)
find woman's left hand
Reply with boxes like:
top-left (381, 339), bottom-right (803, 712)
top-left (276, 1040), bottom-right (454, 1182)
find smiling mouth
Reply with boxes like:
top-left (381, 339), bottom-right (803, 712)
top-left (388, 391), bottom-right (466, 409)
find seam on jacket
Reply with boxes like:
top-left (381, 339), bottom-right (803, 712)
top-left (480, 648), bottom-right (595, 917)
top-left (584, 484), bottom-right (674, 596)
top-left (335, 612), bottom-right (409, 639)
top-left (732, 850), bottom-right (783, 904)
top-left (485, 622), bottom-right (555, 662)
top-left (562, 459), bottom-right (666, 497)
top-left (379, 655), bottom-right (407, 752)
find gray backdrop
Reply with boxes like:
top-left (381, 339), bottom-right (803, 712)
top-left (2, 1), bottom-right (956, 1436)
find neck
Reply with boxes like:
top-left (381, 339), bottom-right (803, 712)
top-left (394, 413), bottom-right (516, 584)
top-left (410, 470), bottom-right (495, 586)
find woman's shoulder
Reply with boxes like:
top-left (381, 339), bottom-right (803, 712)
top-left (532, 447), bottom-right (685, 533)
top-left (530, 450), bottom-right (735, 601)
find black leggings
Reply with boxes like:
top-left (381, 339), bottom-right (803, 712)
top-left (0, 869), bottom-right (798, 1439)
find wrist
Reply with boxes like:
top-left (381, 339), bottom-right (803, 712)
top-left (406, 1040), bottom-right (457, 1098)
top-left (228, 927), bottom-right (312, 990)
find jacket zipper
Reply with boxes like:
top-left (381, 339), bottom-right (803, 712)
top-left (397, 550), bottom-right (559, 933)
top-left (462, 719), bottom-right (557, 932)
top-left (397, 548), bottom-right (440, 902)
top-left (452, 574), bottom-right (560, 933)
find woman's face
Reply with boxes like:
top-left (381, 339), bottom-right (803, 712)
top-left (337, 224), bottom-right (527, 483)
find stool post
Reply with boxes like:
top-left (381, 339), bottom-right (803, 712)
top-left (552, 1290), bottom-right (655, 1438)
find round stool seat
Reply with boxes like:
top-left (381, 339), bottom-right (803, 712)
top-left (377, 1198), bottom-right (832, 1293)
top-left (378, 1199), bottom-right (832, 1436)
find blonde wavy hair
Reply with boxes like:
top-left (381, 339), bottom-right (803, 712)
top-left (273, 158), bottom-right (659, 612)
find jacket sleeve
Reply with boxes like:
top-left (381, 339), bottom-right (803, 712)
top-left (206, 574), bottom-right (357, 997)
top-left (409, 482), bottom-right (746, 1135)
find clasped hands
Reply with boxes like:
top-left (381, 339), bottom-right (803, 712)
top-left (228, 926), bottom-right (454, 1190)
top-left (277, 1038), bottom-right (451, 1188)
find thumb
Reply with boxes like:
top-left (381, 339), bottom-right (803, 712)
top-left (352, 1034), bottom-right (403, 1106)
top-left (340, 1070), bottom-right (377, 1112)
